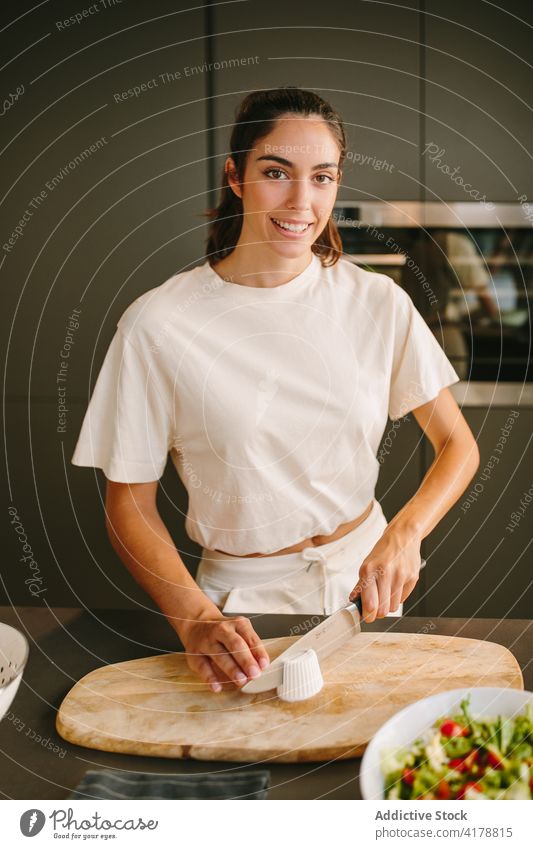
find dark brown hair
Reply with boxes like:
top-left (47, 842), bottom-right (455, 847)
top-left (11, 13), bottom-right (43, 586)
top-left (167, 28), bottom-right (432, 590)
top-left (202, 87), bottom-right (346, 268)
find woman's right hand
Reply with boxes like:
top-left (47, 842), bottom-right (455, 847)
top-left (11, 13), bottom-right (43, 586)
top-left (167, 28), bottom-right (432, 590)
top-left (180, 614), bottom-right (270, 693)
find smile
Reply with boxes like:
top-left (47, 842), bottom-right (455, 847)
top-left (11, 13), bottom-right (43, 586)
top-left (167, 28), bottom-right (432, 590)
top-left (270, 217), bottom-right (313, 234)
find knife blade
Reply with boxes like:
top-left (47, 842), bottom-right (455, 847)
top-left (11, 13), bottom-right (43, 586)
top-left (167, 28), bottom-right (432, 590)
top-left (241, 597), bottom-right (363, 694)
top-left (241, 557), bottom-right (427, 694)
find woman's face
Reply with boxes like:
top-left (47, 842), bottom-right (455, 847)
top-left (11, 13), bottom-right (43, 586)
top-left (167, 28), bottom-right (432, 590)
top-left (226, 115), bottom-right (342, 261)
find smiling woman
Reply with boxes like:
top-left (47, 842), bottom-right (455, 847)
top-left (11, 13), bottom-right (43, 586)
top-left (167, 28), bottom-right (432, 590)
top-left (71, 86), bottom-right (479, 694)
top-left (202, 86), bottom-right (346, 284)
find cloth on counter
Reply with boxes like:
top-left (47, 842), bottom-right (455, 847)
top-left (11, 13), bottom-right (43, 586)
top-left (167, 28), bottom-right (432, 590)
top-left (69, 768), bottom-right (270, 800)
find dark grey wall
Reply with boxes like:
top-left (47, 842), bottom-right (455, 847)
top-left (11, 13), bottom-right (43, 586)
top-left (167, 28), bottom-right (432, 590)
top-left (3, 0), bottom-right (532, 616)
top-left (423, 1), bottom-right (533, 202)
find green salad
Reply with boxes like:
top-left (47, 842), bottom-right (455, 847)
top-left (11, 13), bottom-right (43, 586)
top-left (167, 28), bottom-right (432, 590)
top-left (382, 696), bottom-right (533, 800)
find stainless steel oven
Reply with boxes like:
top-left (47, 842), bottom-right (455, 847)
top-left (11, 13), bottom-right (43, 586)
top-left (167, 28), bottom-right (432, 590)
top-left (333, 202), bottom-right (533, 388)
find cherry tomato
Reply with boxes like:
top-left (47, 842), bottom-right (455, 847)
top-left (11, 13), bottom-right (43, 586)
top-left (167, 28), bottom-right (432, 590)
top-left (487, 750), bottom-right (504, 769)
top-left (436, 779), bottom-right (451, 799)
top-left (448, 750), bottom-right (479, 773)
top-left (402, 768), bottom-right (416, 786)
top-left (456, 781), bottom-right (481, 800)
top-left (440, 720), bottom-right (470, 737)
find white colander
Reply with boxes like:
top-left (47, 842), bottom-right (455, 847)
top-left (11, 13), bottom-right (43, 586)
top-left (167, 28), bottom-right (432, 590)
top-left (0, 622), bottom-right (29, 720)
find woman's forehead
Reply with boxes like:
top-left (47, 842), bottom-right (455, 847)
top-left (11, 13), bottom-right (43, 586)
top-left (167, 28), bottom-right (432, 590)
top-left (254, 122), bottom-right (340, 165)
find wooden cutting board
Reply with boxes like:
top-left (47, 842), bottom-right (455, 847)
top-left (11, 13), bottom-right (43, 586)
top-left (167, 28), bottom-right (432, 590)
top-left (56, 633), bottom-right (523, 763)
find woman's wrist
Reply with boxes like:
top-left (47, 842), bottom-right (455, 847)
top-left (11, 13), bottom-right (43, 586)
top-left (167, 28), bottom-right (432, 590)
top-left (386, 505), bottom-right (425, 547)
top-left (170, 595), bottom-right (224, 643)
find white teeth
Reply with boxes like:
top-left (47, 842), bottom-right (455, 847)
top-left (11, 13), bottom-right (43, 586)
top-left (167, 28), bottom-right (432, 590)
top-left (272, 217), bottom-right (310, 233)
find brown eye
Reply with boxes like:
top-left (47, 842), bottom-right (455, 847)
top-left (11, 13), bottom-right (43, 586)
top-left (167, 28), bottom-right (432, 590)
top-left (264, 168), bottom-right (288, 179)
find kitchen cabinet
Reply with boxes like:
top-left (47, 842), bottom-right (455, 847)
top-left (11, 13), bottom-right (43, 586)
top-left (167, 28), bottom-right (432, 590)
top-left (421, 406), bottom-right (533, 619)
top-left (2, 394), bottom-right (201, 609)
top-left (3, 2), bottom-right (209, 401)
top-left (209, 0), bottom-right (421, 201)
top-left (3, 398), bottom-right (164, 609)
top-left (424, 1), bottom-right (533, 202)
top-left (375, 401), bottom-right (533, 620)
top-left (3, 3), bottom-right (210, 607)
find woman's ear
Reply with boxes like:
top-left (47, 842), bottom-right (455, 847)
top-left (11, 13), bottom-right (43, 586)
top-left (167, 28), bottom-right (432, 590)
top-left (225, 157), bottom-right (242, 199)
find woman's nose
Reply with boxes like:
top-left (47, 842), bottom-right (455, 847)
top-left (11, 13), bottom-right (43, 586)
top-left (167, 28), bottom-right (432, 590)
top-left (286, 178), bottom-right (312, 209)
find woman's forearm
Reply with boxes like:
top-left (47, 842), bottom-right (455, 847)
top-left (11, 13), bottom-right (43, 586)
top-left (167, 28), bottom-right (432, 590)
top-left (386, 435), bottom-right (480, 543)
top-left (105, 503), bottom-right (221, 640)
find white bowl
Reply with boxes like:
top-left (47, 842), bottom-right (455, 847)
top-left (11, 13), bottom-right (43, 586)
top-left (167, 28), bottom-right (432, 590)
top-left (0, 623), bottom-right (29, 721)
top-left (360, 686), bottom-right (533, 800)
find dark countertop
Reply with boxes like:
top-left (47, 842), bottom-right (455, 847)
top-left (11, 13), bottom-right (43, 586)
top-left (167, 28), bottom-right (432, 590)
top-left (0, 606), bottom-right (531, 800)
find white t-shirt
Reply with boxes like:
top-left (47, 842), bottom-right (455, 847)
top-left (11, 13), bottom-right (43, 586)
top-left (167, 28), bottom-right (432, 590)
top-left (71, 253), bottom-right (460, 555)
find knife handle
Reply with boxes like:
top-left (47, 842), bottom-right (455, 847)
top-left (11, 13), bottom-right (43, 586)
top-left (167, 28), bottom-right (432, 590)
top-left (352, 596), bottom-right (363, 616)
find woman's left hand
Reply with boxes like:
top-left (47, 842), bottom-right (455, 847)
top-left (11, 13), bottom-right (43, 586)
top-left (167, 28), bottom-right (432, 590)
top-left (348, 525), bottom-right (423, 621)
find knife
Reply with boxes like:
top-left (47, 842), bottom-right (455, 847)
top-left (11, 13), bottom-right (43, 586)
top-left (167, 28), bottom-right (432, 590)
top-left (241, 557), bottom-right (427, 694)
top-left (241, 597), bottom-right (364, 694)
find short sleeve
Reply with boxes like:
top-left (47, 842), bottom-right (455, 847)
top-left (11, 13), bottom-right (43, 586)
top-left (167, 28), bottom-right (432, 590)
top-left (388, 285), bottom-right (461, 421)
top-left (71, 327), bottom-right (173, 482)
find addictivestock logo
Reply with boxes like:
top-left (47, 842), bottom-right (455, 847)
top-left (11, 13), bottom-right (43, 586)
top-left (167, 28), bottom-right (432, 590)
top-left (20, 809), bottom-right (45, 836)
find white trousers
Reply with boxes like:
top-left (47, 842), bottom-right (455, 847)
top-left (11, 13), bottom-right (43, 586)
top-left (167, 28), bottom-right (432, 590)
top-left (196, 498), bottom-right (403, 617)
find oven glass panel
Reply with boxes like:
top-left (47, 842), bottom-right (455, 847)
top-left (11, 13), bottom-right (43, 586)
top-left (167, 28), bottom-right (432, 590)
top-left (337, 219), bottom-right (532, 382)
